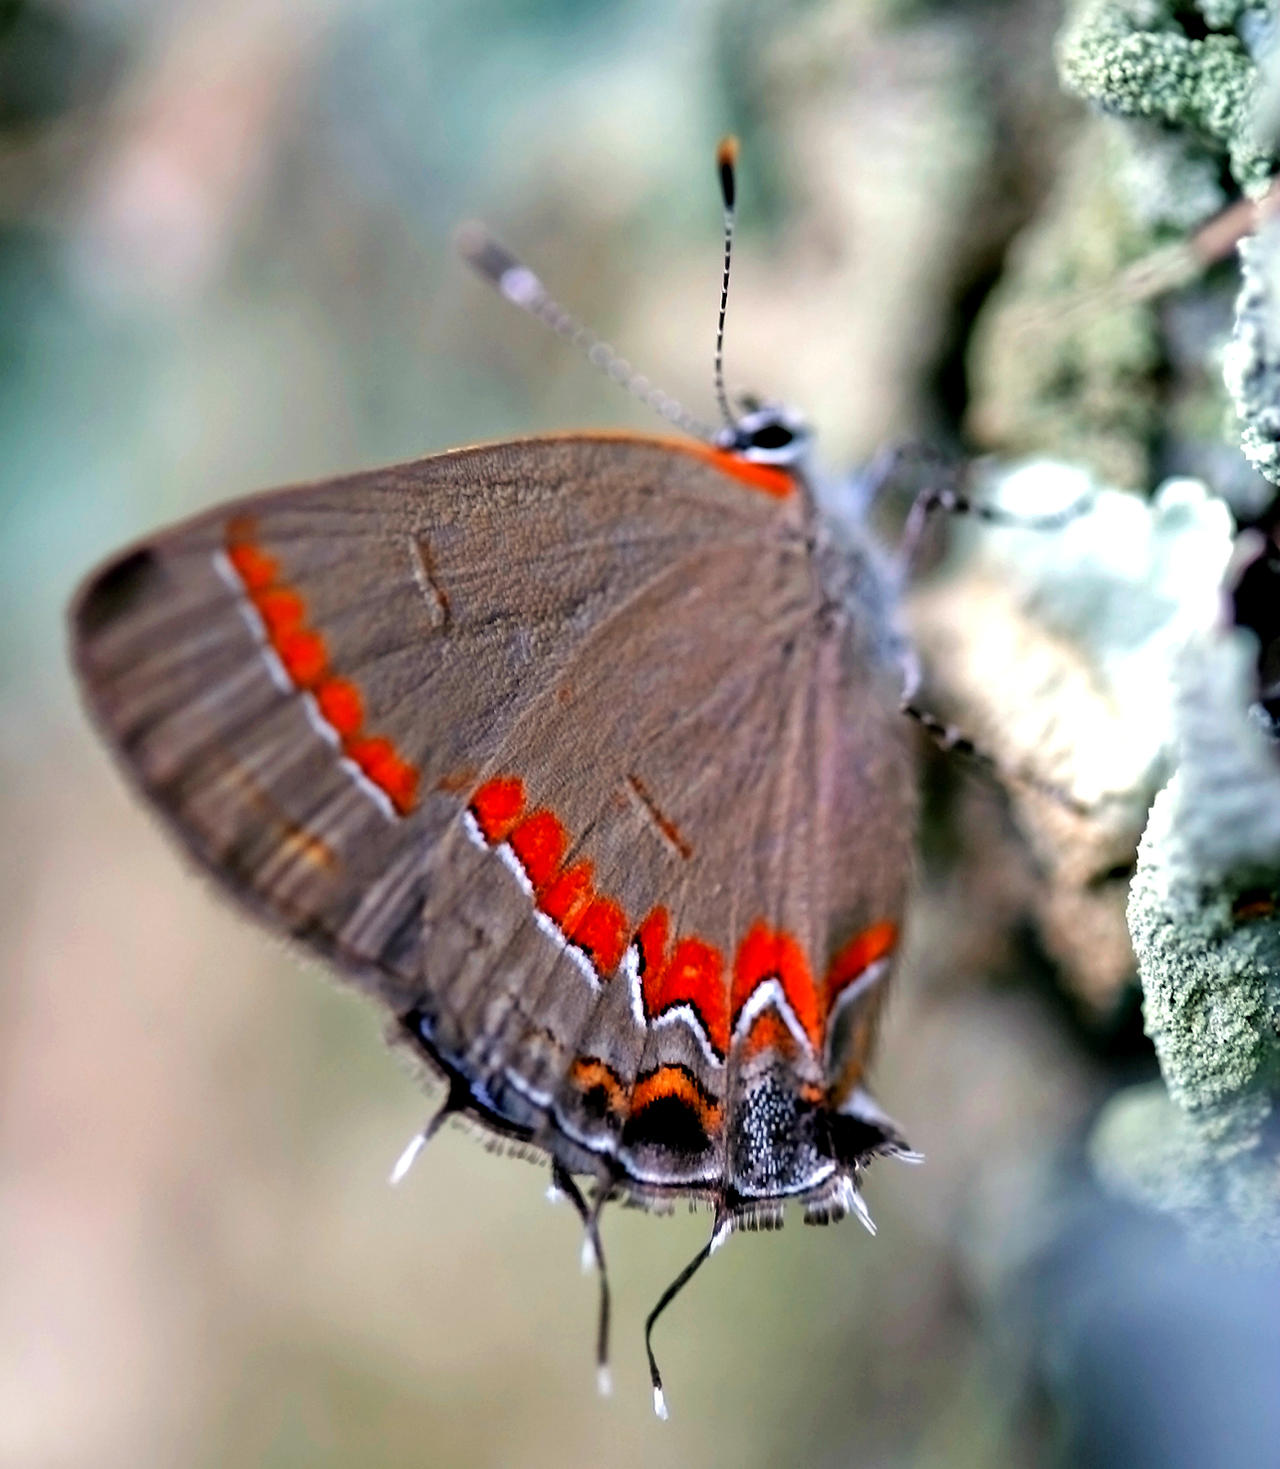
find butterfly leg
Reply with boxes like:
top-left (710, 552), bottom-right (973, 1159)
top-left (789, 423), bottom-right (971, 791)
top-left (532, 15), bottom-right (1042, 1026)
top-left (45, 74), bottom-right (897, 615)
top-left (899, 651), bottom-right (1090, 816)
top-left (898, 458), bottom-right (1094, 572)
top-left (643, 1211), bottom-right (731, 1420)
top-left (898, 646), bottom-right (984, 763)
top-left (550, 1161), bottom-right (614, 1396)
top-left (900, 659), bottom-right (1089, 813)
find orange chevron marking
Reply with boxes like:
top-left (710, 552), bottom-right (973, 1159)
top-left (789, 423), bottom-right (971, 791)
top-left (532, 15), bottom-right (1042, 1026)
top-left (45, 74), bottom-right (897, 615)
top-left (464, 769), bottom-right (889, 1065)
top-left (223, 518), bottom-right (420, 815)
top-left (635, 906), bottom-right (671, 1012)
top-left (824, 921), bottom-right (898, 1009)
top-left (568, 1057), bottom-right (627, 1116)
top-left (508, 809), bottom-right (568, 891)
top-left (739, 1006), bottom-right (798, 1058)
top-left (540, 860), bottom-right (595, 930)
top-left (570, 896), bottom-right (628, 976)
top-left (314, 677), bottom-right (364, 740)
top-left (652, 937), bottom-right (729, 1056)
top-left (732, 920), bottom-right (822, 1050)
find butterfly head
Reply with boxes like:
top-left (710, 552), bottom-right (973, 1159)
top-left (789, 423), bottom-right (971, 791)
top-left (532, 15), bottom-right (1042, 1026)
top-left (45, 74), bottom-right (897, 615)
top-left (716, 400), bottom-right (812, 468)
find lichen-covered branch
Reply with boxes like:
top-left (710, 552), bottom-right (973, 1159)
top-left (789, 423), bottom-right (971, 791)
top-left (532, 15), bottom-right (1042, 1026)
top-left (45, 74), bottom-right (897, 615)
top-left (1058, 0), bottom-right (1274, 194)
top-left (970, 1), bottom-right (1276, 493)
top-left (1095, 626), bottom-right (1280, 1248)
top-left (1225, 210), bottom-right (1280, 485)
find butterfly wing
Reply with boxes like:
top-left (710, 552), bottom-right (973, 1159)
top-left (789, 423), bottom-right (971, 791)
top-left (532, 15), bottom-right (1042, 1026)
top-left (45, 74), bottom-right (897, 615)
top-left (72, 433), bottom-right (914, 1218)
top-left (452, 517), bottom-right (917, 1220)
top-left (72, 435), bottom-right (776, 969)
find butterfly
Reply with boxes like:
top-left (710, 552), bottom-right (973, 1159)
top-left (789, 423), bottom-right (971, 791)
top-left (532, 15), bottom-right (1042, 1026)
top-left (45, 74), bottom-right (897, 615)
top-left (69, 138), bottom-right (922, 1417)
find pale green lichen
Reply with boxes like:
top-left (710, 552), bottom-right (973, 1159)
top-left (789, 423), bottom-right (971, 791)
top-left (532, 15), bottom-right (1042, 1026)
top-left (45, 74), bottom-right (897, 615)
top-left (969, 2), bottom-right (1276, 487)
top-left (1112, 124), bottom-right (1229, 232)
top-left (1091, 1081), bottom-right (1280, 1247)
top-left (1098, 627), bottom-right (1280, 1248)
top-left (1058, 1), bottom-right (1274, 194)
top-left (1224, 211), bottom-right (1280, 485)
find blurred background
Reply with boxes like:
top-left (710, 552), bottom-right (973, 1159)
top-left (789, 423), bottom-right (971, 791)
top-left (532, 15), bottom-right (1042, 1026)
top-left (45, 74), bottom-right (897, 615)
top-left (4, 1), bottom-right (1279, 1466)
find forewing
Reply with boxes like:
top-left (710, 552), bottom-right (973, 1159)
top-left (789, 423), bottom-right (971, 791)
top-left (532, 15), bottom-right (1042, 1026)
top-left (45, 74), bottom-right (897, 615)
top-left (70, 433), bottom-right (792, 1030)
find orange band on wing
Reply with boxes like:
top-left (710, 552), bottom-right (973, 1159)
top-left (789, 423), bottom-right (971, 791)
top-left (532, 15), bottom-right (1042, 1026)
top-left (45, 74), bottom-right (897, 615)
top-left (508, 809), bottom-right (568, 892)
top-left (224, 518), bottom-right (420, 815)
top-left (470, 776), bottom-right (526, 843)
top-left (226, 539), bottom-right (280, 592)
top-left (314, 677), bottom-right (364, 740)
top-left (824, 921), bottom-right (898, 1007)
top-left (570, 896), bottom-right (628, 976)
top-left (347, 737), bottom-right (419, 816)
top-left (635, 906), bottom-right (671, 1012)
top-left (466, 780), bottom-right (629, 976)
top-left (568, 1057), bottom-right (627, 1117)
top-left (540, 860), bottom-right (595, 930)
top-left (678, 442), bottom-right (797, 499)
top-left (464, 771), bottom-right (886, 1069)
top-left (629, 1064), bottom-right (723, 1135)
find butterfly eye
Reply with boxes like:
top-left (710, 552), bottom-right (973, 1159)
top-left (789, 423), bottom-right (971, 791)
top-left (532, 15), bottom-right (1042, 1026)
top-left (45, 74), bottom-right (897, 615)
top-left (746, 421), bottom-right (795, 452)
top-left (729, 404), bottom-right (812, 465)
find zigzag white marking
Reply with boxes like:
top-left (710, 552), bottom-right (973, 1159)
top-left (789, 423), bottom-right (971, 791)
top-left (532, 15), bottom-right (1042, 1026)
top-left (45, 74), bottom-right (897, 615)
top-left (731, 976), bottom-right (813, 1054)
top-left (214, 549), bottom-right (293, 694)
top-left (826, 958), bottom-right (889, 1029)
top-left (533, 909), bottom-right (563, 943)
top-left (462, 831), bottom-right (602, 989)
top-left (503, 1067), bottom-right (554, 1110)
top-left (552, 1106), bottom-right (616, 1155)
top-left (731, 1158), bottom-right (836, 1199)
top-left (300, 690), bottom-right (341, 749)
top-left (825, 958), bottom-right (890, 1068)
top-left (653, 1004), bottom-right (723, 1069)
top-left (338, 755), bottom-right (398, 823)
top-left (495, 841), bottom-right (534, 896)
top-left (564, 942), bottom-right (600, 986)
top-left (532, 910), bottom-right (601, 989)
top-left (622, 943), bottom-right (647, 1028)
top-left (461, 808), bottom-right (487, 850)
top-left (212, 547), bottom-right (240, 594)
top-left (620, 1155), bottom-right (720, 1186)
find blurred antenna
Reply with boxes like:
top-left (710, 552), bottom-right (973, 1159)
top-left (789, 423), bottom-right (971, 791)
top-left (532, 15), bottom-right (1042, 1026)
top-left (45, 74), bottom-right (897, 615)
top-left (458, 135), bottom-right (761, 444)
top-left (456, 222), bottom-right (720, 442)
